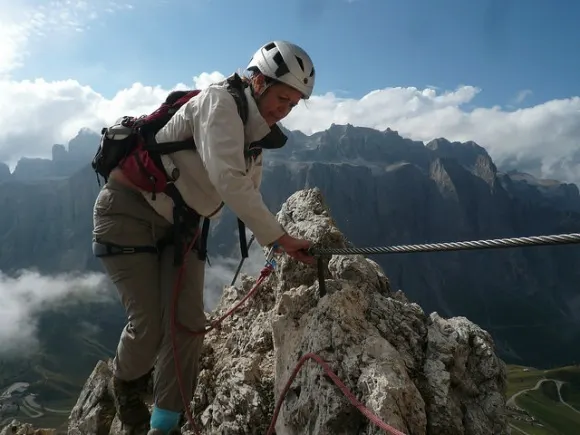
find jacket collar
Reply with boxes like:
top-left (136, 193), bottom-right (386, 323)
top-left (243, 86), bottom-right (271, 145)
top-left (243, 86), bottom-right (289, 151)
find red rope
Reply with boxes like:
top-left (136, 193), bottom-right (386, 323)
top-left (168, 232), bottom-right (406, 435)
top-left (170, 231), bottom-right (202, 435)
top-left (266, 353), bottom-right (407, 435)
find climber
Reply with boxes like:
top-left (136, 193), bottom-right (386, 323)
top-left (91, 40), bottom-right (317, 435)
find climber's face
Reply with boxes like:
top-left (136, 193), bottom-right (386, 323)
top-left (252, 74), bottom-right (302, 126)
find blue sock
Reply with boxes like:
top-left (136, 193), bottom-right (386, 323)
top-left (150, 405), bottom-right (181, 433)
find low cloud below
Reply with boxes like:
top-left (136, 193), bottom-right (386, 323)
top-left (0, 269), bottom-right (114, 356)
top-left (204, 234), bottom-right (267, 310)
top-left (0, 242), bottom-right (266, 357)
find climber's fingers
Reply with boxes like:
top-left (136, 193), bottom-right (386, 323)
top-left (286, 248), bottom-right (316, 265)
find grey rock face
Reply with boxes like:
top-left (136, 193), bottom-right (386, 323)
top-left (0, 421), bottom-right (56, 435)
top-left (67, 360), bottom-right (116, 435)
top-left (0, 162), bottom-right (10, 182)
top-left (193, 188), bottom-right (507, 435)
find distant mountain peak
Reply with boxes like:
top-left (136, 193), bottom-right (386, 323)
top-left (75, 127), bottom-right (99, 137)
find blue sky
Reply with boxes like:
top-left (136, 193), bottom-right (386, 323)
top-left (11, 0), bottom-right (580, 109)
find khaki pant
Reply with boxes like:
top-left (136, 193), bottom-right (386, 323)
top-left (93, 178), bottom-right (207, 412)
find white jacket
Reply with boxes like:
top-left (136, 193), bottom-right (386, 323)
top-left (141, 79), bottom-right (286, 247)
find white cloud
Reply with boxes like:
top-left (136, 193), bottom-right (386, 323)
top-left (0, 73), bottom-right (227, 166)
top-left (514, 89), bottom-right (533, 104)
top-left (0, 238), bottom-right (264, 357)
top-left (0, 269), bottom-right (114, 356)
top-left (0, 73), bottom-right (579, 184)
top-left (193, 72), bottom-right (229, 90)
top-left (282, 87), bottom-right (580, 183)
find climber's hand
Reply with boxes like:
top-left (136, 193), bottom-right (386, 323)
top-left (274, 233), bottom-right (315, 265)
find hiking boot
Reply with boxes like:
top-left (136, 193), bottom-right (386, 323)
top-left (110, 372), bottom-right (152, 427)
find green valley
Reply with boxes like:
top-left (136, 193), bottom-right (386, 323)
top-left (0, 302), bottom-right (120, 432)
top-left (506, 364), bottom-right (580, 435)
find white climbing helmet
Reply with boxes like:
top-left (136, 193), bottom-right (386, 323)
top-left (246, 40), bottom-right (316, 99)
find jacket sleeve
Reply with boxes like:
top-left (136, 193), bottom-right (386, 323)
top-left (251, 153), bottom-right (264, 189)
top-left (192, 87), bottom-right (285, 246)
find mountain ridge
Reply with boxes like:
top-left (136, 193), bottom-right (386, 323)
top-left (2, 123), bottom-right (579, 196)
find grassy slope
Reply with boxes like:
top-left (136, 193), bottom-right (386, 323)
top-left (510, 420), bottom-right (557, 435)
top-left (507, 364), bottom-right (580, 435)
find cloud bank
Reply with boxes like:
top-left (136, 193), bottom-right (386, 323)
top-left (0, 241), bottom-right (265, 356)
top-left (0, 72), bottom-right (579, 183)
top-left (0, 269), bottom-right (113, 355)
top-left (204, 234), bottom-right (267, 309)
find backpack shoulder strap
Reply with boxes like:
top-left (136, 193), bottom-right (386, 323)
top-left (224, 74), bottom-right (249, 125)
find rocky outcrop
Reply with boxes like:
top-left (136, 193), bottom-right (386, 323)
top-left (0, 421), bottom-right (56, 435)
top-left (192, 188), bottom-right (508, 435)
top-left (3, 188), bottom-right (508, 435)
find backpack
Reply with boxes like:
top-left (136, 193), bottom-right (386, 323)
top-left (91, 74), bottom-right (251, 191)
top-left (91, 74), bottom-right (254, 264)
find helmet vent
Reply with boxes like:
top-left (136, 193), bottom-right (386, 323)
top-left (273, 52), bottom-right (290, 77)
top-left (295, 56), bottom-right (305, 71)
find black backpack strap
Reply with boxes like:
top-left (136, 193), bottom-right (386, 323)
top-left (249, 123), bottom-right (287, 150)
top-left (237, 218), bottom-right (249, 258)
top-left (199, 218), bottom-right (211, 262)
top-left (225, 74), bottom-right (249, 125)
top-left (163, 183), bottom-right (208, 265)
top-left (224, 75), bottom-right (257, 260)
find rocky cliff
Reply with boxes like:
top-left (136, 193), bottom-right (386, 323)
top-left (1, 189), bottom-right (508, 435)
top-left (248, 128), bottom-right (580, 368)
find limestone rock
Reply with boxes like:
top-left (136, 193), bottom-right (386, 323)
top-left (67, 360), bottom-right (117, 435)
top-left (0, 421), bottom-right (56, 435)
top-left (192, 187), bottom-right (508, 434)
